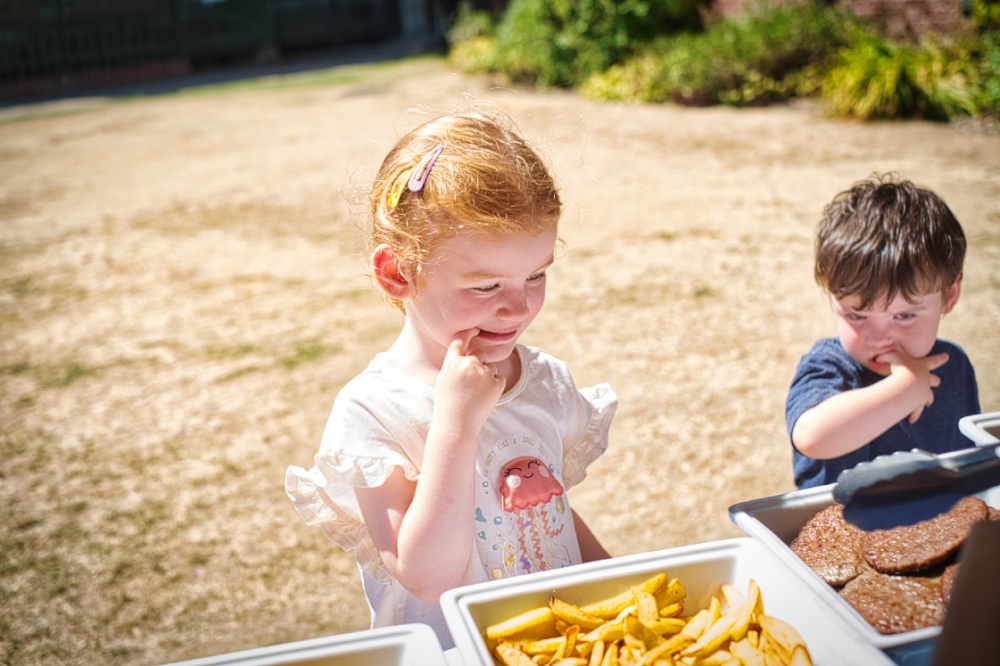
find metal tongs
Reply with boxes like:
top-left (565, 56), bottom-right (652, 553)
top-left (834, 442), bottom-right (1000, 506)
top-left (831, 443), bottom-right (1000, 529)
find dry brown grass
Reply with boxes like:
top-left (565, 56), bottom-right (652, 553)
top-left (1, 55), bottom-right (998, 665)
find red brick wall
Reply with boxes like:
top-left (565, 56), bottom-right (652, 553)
top-left (840, 0), bottom-right (963, 38)
top-left (711, 0), bottom-right (963, 39)
top-left (711, 0), bottom-right (778, 16)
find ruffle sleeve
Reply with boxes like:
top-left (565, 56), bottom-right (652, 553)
top-left (284, 448), bottom-right (421, 584)
top-left (561, 382), bottom-right (617, 489)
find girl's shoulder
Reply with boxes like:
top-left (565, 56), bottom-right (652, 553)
top-left (333, 355), bottom-right (391, 400)
top-left (331, 353), bottom-right (434, 416)
top-left (517, 344), bottom-right (568, 369)
top-left (515, 345), bottom-right (575, 383)
top-left (342, 352), bottom-right (432, 390)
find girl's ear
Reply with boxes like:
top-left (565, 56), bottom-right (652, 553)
top-left (372, 244), bottom-right (412, 300)
top-left (942, 274), bottom-right (962, 314)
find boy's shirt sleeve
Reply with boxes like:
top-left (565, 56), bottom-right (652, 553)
top-left (786, 338), bottom-right (878, 488)
top-left (785, 338), bottom-right (865, 444)
top-left (786, 338), bottom-right (981, 490)
top-left (932, 339), bottom-right (981, 424)
top-left (786, 339), bottom-right (981, 444)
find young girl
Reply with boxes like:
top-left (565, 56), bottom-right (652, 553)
top-left (285, 108), bottom-right (616, 648)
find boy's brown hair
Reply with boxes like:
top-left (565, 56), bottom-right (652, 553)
top-left (814, 173), bottom-right (966, 309)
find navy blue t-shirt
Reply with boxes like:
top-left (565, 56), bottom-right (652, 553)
top-left (786, 337), bottom-right (980, 489)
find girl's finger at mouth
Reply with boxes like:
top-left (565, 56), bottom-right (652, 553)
top-left (453, 328), bottom-right (480, 354)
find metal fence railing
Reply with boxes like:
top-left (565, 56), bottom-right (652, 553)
top-left (0, 0), bottom-right (402, 88)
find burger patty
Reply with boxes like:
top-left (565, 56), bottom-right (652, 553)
top-left (840, 570), bottom-right (946, 635)
top-left (789, 504), bottom-right (867, 586)
top-left (860, 496), bottom-right (988, 574)
top-left (940, 563), bottom-right (960, 604)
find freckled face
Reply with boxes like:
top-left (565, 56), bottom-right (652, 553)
top-left (404, 228), bottom-right (557, 366)
top-left (830, 289), bottom-right (952, 375)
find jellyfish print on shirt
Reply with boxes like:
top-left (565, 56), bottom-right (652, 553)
top-left (497, 455), bottom-right (573, 575)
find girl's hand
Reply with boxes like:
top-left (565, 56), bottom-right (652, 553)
top-left (876, 349), bottom-right (949, 424)
top-left (380, 329), bottom-right (505, 600)
top-left (433, 329), bottom-right (506, 435)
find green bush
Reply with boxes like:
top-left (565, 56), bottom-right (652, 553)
top-left (492, 0), bottom-right (705, 88)
top-left (975, 30), bottom-right (1000, 114)
top-left (446, 2), bottom-right (497, 44)
top-left (448, 36), bottom-right (499, 74)
top-left (582, 1), bottom-right (854, 105)
top-left (449, 0), bottom-right (998, 123)
top-left (577, 50), bottom-right (663, 102)
top-left (820, 32), bottom-right (978, 120)
top-left (970, 0), bottom-right (1000, 31)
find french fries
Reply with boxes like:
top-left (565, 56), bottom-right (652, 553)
top-left (486, 606), bottom-right (556, 640)
top-left (484, 574), bottom-right (813, 666)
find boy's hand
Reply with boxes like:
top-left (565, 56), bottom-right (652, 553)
top-left (434, 329), bottom-right (506, 434)
top-left (876, 349), bottom-right (949, 424)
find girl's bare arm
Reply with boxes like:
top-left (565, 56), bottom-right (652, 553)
top-left (572, 508), bottom-right (610, 562)
top-left (355, 331), bottom-right (504, 601)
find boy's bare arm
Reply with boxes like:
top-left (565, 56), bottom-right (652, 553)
top-left (792, 351), bottom-right (949, 459)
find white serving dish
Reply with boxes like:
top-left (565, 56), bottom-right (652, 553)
top-left (730, 483), bottom-right (999, 665)
top-left (959, 411), bottom-right (1000, 444)
top-left (959, 412), bottom-right (1000, 508)
top-left (441, 537), bottom-right (895, 666)
top-left (159, 623), bottom-right (449, 666)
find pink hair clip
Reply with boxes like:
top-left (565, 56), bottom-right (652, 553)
top-left (407, 144), bottom-right (444, 193)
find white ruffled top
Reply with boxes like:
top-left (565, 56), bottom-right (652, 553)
top-left (285, 345), bottom-right (617, 648)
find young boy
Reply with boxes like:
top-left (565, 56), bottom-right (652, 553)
top-left (786, 174), bottom-right (980, 489)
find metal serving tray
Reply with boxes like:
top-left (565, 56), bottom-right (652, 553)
top-left (440, 537), bottom-right (894, 666)
top-left (729, 483), bottom-right (999, 665)
top-left (159, 623), bottom-right (450, 666)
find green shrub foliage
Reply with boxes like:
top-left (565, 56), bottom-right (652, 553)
top-left (583, 2), bottom-right (855, 105)
top-left (821, 32), bottom-right (979, 120)
top-left (448, 36), bottom-right (499, 73)
top-left (976, 31), bottom-right (1000, 114)
top-left (493, 0), bottom-right (704, 88)
top-left (449, 0), bottom-right (998, 121)
top-left (446, 2), bottom-right (497, 44)
top-left (970, 0), bottom-right (1000, 31)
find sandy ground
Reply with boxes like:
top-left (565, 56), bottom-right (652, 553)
top-left (1, 54), bottom-right (998, 665)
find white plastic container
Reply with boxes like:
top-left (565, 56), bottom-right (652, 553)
top-left (959, 411), bottom-right (1000, 508)
top-left (159, 623), bottom-right (450, 666)
top-left (729, 484), bottom-right (999, 666)
top-left (959, 411), bottom-right (1000, 444)
top-left (441, 537), bottom-right (895, 666)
